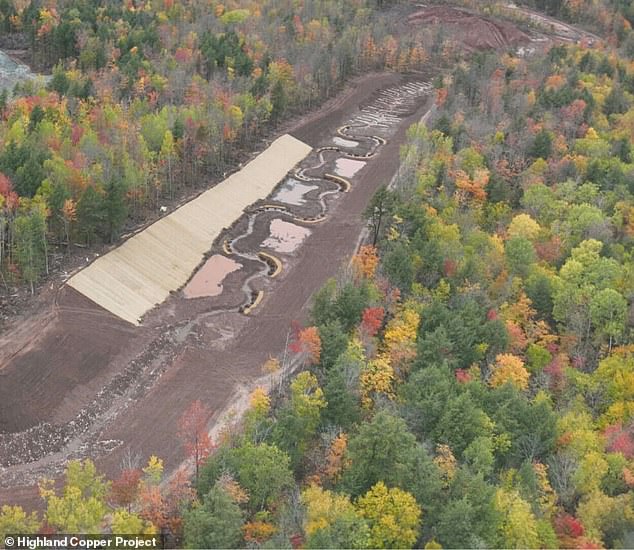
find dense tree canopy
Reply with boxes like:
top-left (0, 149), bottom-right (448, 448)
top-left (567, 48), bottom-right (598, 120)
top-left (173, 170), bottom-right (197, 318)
top-left (3, 1), bottom-right (634, 548)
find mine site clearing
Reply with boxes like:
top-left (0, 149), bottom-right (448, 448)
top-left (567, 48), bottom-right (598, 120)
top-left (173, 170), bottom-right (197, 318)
top-left (0, 71), bottom-right (434, 504)
top-left (0, 4), bottom-right (596, 507)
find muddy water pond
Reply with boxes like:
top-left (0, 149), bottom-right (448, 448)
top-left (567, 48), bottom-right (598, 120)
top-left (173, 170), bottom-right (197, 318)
top-left (273, 178), bottom-right (319, 206)
top-left (335, 158), bottom-right (366, 178)
top-left (262, 219), bottom-right (311, 254)
top-left (184, 255), bottom-right (242, 298)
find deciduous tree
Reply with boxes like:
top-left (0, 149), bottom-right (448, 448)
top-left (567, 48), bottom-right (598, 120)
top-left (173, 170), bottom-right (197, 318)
top-left (356, 482), bottom-right (421, 549)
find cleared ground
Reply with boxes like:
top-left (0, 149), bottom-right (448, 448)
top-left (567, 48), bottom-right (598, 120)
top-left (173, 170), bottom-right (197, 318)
top-left (0, 71), bottom-right (432, 507)
top-left (68, 135), bottom-right (311, 325)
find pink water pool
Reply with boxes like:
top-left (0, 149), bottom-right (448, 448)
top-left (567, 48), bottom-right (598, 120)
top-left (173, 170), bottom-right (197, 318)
top-left (273, 179), bottom-right (319, 206)
top-left (335, 158), bottom-right (366, 178)
top-left (184, 255), bottom-right (242, 298)
top-left (262, 219), bottom-right (311, 254)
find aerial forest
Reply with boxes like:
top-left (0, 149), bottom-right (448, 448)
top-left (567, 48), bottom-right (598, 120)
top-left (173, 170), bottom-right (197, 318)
top-left (1, 0), bottom-right (634, 548)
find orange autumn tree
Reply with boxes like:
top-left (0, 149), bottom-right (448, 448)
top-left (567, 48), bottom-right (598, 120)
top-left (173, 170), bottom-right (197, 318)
top-left (501, 292), bottom-right (555, 350)
top-left (290, 326), bottom-right (322, 365)
top-left (490, 353), bottom-right (530, 390)
top-left (110, 468), bottom-right (142, 512)
top-left (352, 245), bottom-right (379, 280)
top-left (216, 472), bottom-right (249, 506)
top-left (453, 168), bottom-right (489, 203)
top-left (243, 521), bottom-right (277, 545)
top-left (138, 457), bottom-right (167, 532)
top-left (138, 463), bottom-right (194, 536)
top-left (322, 433), bottom-right (349, 483)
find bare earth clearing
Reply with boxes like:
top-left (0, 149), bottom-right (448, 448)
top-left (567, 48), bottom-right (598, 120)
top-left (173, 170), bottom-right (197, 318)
top-left (0, 70), bottom-right (434, 508)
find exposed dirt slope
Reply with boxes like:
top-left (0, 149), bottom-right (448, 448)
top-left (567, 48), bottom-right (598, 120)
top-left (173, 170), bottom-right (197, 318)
top-left (408, 6), bottom-right (531, 50)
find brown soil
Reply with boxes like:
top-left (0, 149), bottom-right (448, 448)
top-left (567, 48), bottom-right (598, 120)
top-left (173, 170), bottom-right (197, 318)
top-left (408, 6), bottom-right (531, 50)
top-left (0, 288), bottom-right (140, 432)
top-left (0, 70), bottom-right (433, 509)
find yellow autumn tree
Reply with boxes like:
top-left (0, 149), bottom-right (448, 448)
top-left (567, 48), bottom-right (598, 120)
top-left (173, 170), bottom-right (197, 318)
top-left (250, 387), bottom-right (270, 416)
top-left (286, 372), bottom-right (326, 458)
top-left (494, 488), bottom-right (540, 549)
top-left (507, 213), bottom-right (541, 241)
top-left (360, 355), bottom-right (395, 409)
top-left (356, 482), bottom-right (422, 549)
top-left (434, 444), bottom-right (457, 488)
top-left (382, 306), bottom-right (420, 375)
top-left (556, 405), bottom-right (602, 459)
top-left (592, 346), bottom-right (634, 426)
top-left (243, 386), bottom-right (270, 438)
top-left (573, 450), bottom-right (609, 495)
top-left (576, 489), bottom-right (634, 545)
top-left (532, 462), bottom-right (556, 518)
top-left (490, 354), bottom-right (530, 390)
top-left (142, 456), bottom-right (164, 485)
top-left (261, 356), bottom-right (280, 376)
top-left (0, 505), bottom-right (41, 541)
top-left (383, 307), bottom-right (420, 351)
top-left (301, 484), bottom-right (360, 536)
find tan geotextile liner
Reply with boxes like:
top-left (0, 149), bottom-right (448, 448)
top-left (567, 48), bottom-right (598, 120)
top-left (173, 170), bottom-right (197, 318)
top-left (68, 134), bottom-right (312, 325)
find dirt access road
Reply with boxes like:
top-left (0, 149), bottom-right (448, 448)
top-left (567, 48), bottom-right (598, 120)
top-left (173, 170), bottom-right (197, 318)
top-left (0, 70), bottom-right (434, 507)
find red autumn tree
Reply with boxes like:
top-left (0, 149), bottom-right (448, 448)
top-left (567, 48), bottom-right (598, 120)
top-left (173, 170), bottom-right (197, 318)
top-left (361, 306), bottom-right (385, 337)
top-left (0, 172), bottom-right (18, 209)
top-left (110, 468), bottom-right (142, 511)
top-left (553, 514), bottom-right (599, 549)
top-left (443, 258), bottom-right (457, 278)
top-left (177, 400), bottom-right (214, 482)
top-left (290, 326), bottom-right (321, 365)
top-left (604, 423), bottom-right (634, 458)
top-left (455, 369), bottom-right (472, 384)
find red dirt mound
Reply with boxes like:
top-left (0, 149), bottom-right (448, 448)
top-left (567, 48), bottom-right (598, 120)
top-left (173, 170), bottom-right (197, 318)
top-left (408, 6), bottom-right (531, 51)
